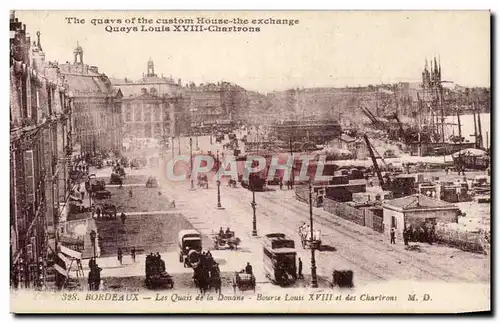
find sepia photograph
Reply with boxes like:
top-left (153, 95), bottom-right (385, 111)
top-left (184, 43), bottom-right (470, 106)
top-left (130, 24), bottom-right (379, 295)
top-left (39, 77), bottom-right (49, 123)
top-left (9, 10), bottom-right (491, 313)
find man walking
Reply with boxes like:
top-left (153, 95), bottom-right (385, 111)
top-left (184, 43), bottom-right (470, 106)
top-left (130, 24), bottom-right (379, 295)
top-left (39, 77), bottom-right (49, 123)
top-left (298, 257), bottom-right (303, 279)
top-left (403, 228), bottom-right (409, 246)
top-left (120, 212), bottom-right (126, 225)
top-left (130, 247), bottom-right (136, 262)
top-left (117, 248), bottom-right (123, 265)
top-left (390, 227), bottom-right (396, 244)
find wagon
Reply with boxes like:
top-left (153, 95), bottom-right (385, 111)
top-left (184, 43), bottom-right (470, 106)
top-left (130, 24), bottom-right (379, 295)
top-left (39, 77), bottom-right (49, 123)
top-left (94, 190), bottom-right (111, 199)
top-left (298, 226), bottom-right (322, 249)
top-left (212, 230), bottom-right (241, 250)
top-left (232, 272), bottom-right (256, 293)
top-left (330, 270), bottom-right (354, 288)
top-left (145, 255), bottom-right (174, 289)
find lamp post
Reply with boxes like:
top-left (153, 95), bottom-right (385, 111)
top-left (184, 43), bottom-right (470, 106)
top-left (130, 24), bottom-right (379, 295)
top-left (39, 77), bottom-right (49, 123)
top-left (171, 136), bottom-right (175, 159)
top-left (189, 137), bottom-right (194, 190)
top-left (251, 181), bottom-right (258, 236)
top-left (216, 150), bottom-right (222, 209)
top-left (89, 230), bottom-right (97, 259)
top-left (308, 180), bottom-right (318, 288)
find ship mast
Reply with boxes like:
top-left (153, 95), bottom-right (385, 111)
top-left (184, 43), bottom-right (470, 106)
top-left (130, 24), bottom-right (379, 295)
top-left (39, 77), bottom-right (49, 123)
top-left (472, 104), bottom-right (478, 149)
top-left (476, 99), bottom-right (483, 149)
top-left (456, 109), bottom-right (462, 150)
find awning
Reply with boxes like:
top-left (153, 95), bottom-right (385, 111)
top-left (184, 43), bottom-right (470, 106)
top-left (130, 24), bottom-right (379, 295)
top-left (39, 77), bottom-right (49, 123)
top-left (53, 264), bottom-right (68, 277)
top-left (60, 245), bottom-right (82, 260)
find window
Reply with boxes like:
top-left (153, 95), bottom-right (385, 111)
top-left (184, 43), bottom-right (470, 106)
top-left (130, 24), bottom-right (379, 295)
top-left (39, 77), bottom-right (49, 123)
top-left (153, 105), bottom-right (161, 122)
top-left (125, 104), bottom-right (132, 122)
top-left (391, 216), bottom-right (397, 229)
top-left (154, 123), bottom-right (162, 138)
top-left (144, 104), bottom-right (151, 122)
top-left (134, 105), bottom-right (142, 121)
top-left (144, 124), bottom-right (152, 138)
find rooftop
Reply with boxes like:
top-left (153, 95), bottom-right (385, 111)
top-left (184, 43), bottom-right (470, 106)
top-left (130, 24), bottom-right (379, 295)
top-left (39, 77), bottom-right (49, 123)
top-left (384, 194), bottom-right (459, 211)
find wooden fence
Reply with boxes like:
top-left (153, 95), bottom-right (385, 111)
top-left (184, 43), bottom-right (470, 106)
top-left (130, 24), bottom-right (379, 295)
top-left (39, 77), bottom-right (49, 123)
top-left (323, 198), bottom-right (365, 226)
top-left (434, 225), bottom-right (489, 254)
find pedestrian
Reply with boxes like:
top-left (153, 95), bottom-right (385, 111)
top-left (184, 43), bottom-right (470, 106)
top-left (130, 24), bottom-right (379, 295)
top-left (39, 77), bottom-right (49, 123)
top-left (390, 227), bottom-right (396, 244)
top-left (129, 189), bottom-right (133, 198)
top-left (298, 257), bottom-right (303, 279)
top-left (120, 212), bottom-right (126, 225)
top-left (131, 247), bottom-right (136, 262)
top-left (403, 228), bottom-right (409, 246)
top-left (89, 257), bottom-right (96, 269)
top-left (96, 208), bottom-right (101, 219)
top-left (117, 248), bottom-right (123, 265)
top-left (279, 178), bottom-right (283, 190)
top-left (94, 265), bottom-right (102, 290)
top-left (170, 200), bottom-right (176, 208)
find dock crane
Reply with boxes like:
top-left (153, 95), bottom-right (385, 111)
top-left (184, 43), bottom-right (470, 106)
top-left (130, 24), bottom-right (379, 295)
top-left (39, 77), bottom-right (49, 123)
top-left (360, 106), bottom-right (384, 129)
top-left (385, 112), bottom-right (408, 144)
top-left (363, 134), bottom-right (388, 190)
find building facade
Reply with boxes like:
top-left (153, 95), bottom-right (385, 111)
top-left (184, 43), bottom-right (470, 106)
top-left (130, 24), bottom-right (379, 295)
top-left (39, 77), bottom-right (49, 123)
top-left (112, 59), bottom-right (180, 145)
top-left (183, 81), bottom-right (247, 134)
top-left (382, 194), bottom-right (459, 240)
top-left (10, 13), bottom-right (72, 289)
top-left (58, 43), bottom-right (122, 156)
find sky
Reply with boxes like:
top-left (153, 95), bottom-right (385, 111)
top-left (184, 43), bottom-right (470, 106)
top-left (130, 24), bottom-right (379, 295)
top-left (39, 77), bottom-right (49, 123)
top-left (14, 10), bottom-right (490, 93)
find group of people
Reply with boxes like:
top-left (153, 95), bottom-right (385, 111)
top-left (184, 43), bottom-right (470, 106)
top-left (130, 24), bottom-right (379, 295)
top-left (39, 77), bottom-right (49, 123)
top-left (390, 224), bottom-right (437, 246)
top-left (117, 247), bottom-right (137, 265)
top-left (146, 252), bottom-right (165, 272)
top-left (218, 227), bottom-right (233, 239)
top-left (88, 257), bottom-right (102, 291)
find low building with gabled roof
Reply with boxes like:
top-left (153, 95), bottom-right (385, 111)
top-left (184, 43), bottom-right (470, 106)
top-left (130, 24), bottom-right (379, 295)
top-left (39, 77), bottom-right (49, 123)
top-left (382, 194), bottom-right (460, 238)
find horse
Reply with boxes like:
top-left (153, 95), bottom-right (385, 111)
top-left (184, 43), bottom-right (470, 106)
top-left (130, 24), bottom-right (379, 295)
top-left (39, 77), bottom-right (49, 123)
top-left (193, 266), bottom-right (211, 294)
top-left (210, 269), bottom-right (222, 295)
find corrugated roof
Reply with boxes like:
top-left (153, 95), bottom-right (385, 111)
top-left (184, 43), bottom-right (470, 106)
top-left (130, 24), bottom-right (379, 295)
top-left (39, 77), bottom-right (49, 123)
top-left (384, 194), bottom-right (458, 210)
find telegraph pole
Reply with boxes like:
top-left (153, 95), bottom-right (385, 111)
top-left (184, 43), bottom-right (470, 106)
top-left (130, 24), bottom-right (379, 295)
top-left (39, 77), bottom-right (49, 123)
top-left (251, 181), bottom-right (257, 236)
top-left (309, 180), bottom-right (318, 288)
top-left (171, 136), bottom-right (175, 159)
top-left (189, 137), bottom-right (194, 190)
top-left (216, 150), bottom-right (223, 209)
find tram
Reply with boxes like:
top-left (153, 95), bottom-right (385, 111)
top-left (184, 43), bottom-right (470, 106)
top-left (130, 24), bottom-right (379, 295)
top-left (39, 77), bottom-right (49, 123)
top-left (262, 233), bottom-right (297, 286)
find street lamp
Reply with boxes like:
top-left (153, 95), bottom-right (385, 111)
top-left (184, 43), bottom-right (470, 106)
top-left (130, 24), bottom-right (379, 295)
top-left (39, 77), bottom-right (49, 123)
top-left (171, 136), bottom-right (175, 159)
top-left (189, 137), bottom-right (195, 190)
top-left (308, 180), bottom-right (318, 288)
top-left (250, 180), bottom-right (258, 236)
top-left (89, 230), bottom-right (97, 259)
top-left (216, 150), bottom-right (222, 209)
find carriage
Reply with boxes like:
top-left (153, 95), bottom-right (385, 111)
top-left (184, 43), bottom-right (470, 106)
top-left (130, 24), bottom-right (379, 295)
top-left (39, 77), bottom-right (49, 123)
top-left (232, 272), bottom-right (256, 293)
top-left (93, 190), bottom-right (111, 199)
top-left (178, 230), bottom-right (202, 267)
top-left (145, 255), bottom-right (174, 289)
top-left (212, 230), bottom-right (241, 250)
top-left (146, 176), bottom-right (159, 188)
top-left (298, 225), bottom-right (322, 249)
top-left (192, 256), bottom-right (222, 295)
top-left (197, 174), bottom-right (209, 189)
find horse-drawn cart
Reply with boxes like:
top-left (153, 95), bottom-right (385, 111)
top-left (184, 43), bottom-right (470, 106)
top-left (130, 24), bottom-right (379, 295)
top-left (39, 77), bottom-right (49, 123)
top-left (232, 272), bottom-right (256, 293)
top-left (298, 225), bottom-right (322, 249)
top-left (145, 255), bottom-right (174, 289)
top-left (197, 174), bottom-right (209, 189)
top-left (212, 230), bottom-right (241, 250)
